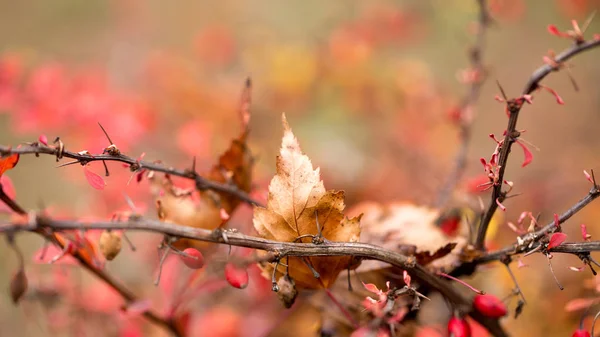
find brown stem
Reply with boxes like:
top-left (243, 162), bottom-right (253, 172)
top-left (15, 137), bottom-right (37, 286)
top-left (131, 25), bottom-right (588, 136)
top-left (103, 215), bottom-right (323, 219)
top-left (436, 0), bottom-right (490, 207)
top-left (0, 189), bottom-right (182, 336)
top-left (475, 186), bottom-right (600, 263)
top-left (0, 215), bottom-right (507, 336)
top-left (475, 38), bottom-right (600, 250)
top-left (0, 144), bottom-right (261, 207)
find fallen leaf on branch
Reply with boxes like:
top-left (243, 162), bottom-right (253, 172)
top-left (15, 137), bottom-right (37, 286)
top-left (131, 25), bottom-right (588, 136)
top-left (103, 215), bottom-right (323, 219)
top-left (348, 202), bottom-right (468, 272)
top-left (154, 80), bottom-right (254, 252)
top-left (253, 114), bottom-right (361, 289)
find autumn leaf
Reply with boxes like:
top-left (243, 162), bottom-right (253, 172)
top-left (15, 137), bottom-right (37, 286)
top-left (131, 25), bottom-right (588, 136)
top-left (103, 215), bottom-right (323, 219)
top-left (253, 114), bottom-right (361, 289)
top-left (0, 153), bottom-right (19, 177)
top-left (84, 165), bottom-right (106, 190)
top-left (155, 79), bottom-right (253, 252)
top-left (548, 232), bottom-right (567, 249)
top-left (348, 202), bottom-right (469, 272)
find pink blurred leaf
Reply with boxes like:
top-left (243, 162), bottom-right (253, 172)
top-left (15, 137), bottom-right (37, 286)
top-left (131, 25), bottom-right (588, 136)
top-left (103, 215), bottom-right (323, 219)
top-left (123, 299), bottom-right (152, 316)
top-left (362, 282), bottom-right (381, 294)
top-left (581, 224), bottom-right (592, 241)
top-left (84, 165), bottom-right (105, 190)
top-left (565, 298), bottom-right (597, 312)
top-left (38, 134), bottom-right (48, 145)
top-left (515, 140), bottom-right (533, 167)
top-left (584, 170), bottom-right (594, 183)
top-left (548, 232), bottom-right (567, 249)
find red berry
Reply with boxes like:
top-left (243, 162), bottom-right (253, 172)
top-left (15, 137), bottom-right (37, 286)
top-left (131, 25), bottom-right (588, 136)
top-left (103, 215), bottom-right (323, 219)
top-left (572, 329), bottom-right (591, 337)
top-left (225, 262), bottom-right (249, 289)
top-left (179, 248), bottom-right (205, 269)
top-left (448, 317), bottom-right (471, 337)
top-left (473, 294), bottom-right (507, 318)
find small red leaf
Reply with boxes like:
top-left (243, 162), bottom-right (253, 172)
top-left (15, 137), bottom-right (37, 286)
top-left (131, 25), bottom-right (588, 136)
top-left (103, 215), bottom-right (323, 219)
top-left (584, 170), bottom-right (594, 184)
top-left (362, 282), bottom-right (381, 294)
top-left (0, 154), bottom-right (19, 177)
top-left (547, 24), bottom-right (561, 36)
top-left (548, 232), bottom-right (567, 249)
top-left (38, 134), bottom-right (48, 146)
top-left (554, 213), bottom-right (560, 227)
top-left (84, 166), bottom-right (106, 190)
top-left (225, 263), bottom-right (248, 289)
top-left (515, 140), bottom-right (533, 167)
top-left (581, 224), bottom-right (591, 241)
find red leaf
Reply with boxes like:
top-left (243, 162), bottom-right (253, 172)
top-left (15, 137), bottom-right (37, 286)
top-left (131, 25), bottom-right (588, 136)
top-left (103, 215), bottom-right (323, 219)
top-left (547, 24), bottom-right (561, 36)
top-left (84, 166), bottom-right (106, 190)
top-left (515, 140), bottom-right (533, 167)
top-left (0, 154), bottom-right (19, 177)
top-left (362, 282), bottom-right (381, 294)
top-left (548, 232), bottom-right (567, 249)
top-left (38, 134), bottom-right (48, 146)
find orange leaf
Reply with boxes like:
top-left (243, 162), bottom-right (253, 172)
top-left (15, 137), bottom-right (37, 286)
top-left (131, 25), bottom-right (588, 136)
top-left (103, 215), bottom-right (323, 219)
top-left (156, 80), bottom-right (253, 253)
top-left (0, 154), bottom-right (19, 177)
top-left (253, 114), bottom-right (361, 289)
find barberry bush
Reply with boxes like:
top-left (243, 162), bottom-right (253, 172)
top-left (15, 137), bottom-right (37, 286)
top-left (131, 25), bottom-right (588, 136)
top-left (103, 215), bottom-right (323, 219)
top-left (1, 1), bottom-right (600, 337)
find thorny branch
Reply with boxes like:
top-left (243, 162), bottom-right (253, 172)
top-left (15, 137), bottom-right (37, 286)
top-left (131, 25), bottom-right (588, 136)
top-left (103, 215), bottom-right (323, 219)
top-left (474, 37), bottom-right (600, 250)
top-left (0, 213), bottom-right (508, 337)
top-left (0, 186), bottom-right (184, 337)
top-left (436, 0), bottom-right (491, 207)
top-left (475, 185), bottom-right (600, 264)
top-left (0, 143), bottom-right (261, 207)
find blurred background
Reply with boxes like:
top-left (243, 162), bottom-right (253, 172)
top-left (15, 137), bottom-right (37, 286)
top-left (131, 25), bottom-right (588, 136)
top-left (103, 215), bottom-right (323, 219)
top-left (1, 0), bottom-right (600, 336)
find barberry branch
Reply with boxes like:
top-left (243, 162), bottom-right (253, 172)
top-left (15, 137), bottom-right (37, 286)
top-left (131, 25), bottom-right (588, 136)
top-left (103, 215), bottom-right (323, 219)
top-left (475, 185), bottom-right (600, 264)
top-left (0, 187), bottom-right (183, 337)
top-left (474, 37), bottom-right (600, 250)
top-left (437, 0), bottom-right (491, 207)
top-left (0, 143), bottom-right (261, 206)
top-left (0, 214), bottom-right (508, 337)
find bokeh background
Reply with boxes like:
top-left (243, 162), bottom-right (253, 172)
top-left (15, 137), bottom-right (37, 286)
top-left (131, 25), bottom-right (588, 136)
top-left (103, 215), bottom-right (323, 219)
top-left (1, 0), bottom-right (600, 336)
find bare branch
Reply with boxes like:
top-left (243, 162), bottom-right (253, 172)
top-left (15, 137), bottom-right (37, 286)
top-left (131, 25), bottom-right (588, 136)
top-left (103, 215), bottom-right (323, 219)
top-left (436, 0), bottom-right (491, 207)
top-left (0, 143), bottom-right (261, 207)
top-left (475, 38), bottom-right (600, 249)
top-left (0, 214), bottom-right (507, 337)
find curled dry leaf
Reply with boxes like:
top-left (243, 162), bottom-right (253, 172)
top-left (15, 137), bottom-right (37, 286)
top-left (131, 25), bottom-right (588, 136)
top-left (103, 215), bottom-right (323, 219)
top-left (154, 80), bottom-right (253, 252)
top-left (10, 267), bottom-right (27, 304)
top-left (253, 114), bottom-right (361, 289)
top-left (348, 202), bottom-right (468, 272)
top-left (276, 274), bottom-right (298, 308)
top-left (99, 230), bottom-right (122, 261)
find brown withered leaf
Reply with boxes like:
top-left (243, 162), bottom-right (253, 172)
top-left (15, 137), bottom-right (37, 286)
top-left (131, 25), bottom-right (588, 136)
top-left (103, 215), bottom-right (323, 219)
top-left (253, 114), bottom-right (361, 289)
top-left (10, 267), bottom-right (27, 304)
top-left (155, 79), bottom-right (253, 252)
top-left (414, 242), bottom-right (457, 266)
top-left (348, 201), bottom-right (469, 272)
